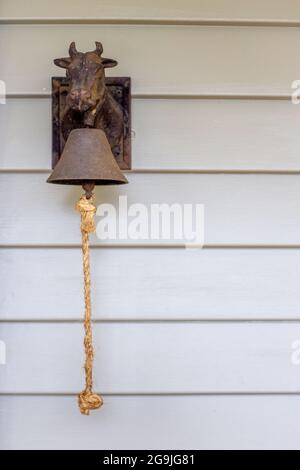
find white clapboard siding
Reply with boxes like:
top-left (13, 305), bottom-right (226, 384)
top-left (3, 98), bottom-right (300, 171)
top-left (1, 0), bottom-right (300, 22)
top-left (1, 173), bottom-right (300, 246)
top-left (1, 322), bottom-right (300, 393)
top-left (1, 395), bottom-right (300, 450)
top-left (1, 25), bottom-right (300, 94)
top-left (1, 248), bottom-right (300, 320)
top-left (0, 99), bottom-right (51, 169)
top-left (2, 0), bottom-right (300, 451)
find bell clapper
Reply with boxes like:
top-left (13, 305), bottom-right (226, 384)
top-left (82, 182), bottom-right (95, 200)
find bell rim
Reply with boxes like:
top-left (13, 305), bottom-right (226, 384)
top-left (47, 176), bottom-right (128, 185)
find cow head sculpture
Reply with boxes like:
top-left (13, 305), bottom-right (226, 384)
top-left (54, 41), bottom-right (118, 112)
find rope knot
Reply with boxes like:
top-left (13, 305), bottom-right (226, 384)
top-left (78, 390), bottom-right (103, 415)
top-left (76, 195), bottom-right (96, 233)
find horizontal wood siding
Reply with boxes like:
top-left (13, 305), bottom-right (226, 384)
top-left (2, 98), bottom-right (300, 171)
top-left (0, 173), bottom-right (300, 245)
top-left (1, 25), bottom-right (300, 94)
top-left (2, 1), bottom-right (300, 22)
top-left (1, 322), bottom-right (300, 393)
top-left (1, 395), bottom-right (300, 450)
top-left (1, 248), bottom-right (300, 320)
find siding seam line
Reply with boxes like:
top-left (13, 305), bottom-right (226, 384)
top-left (1, 319), bottom-right (300, 324)
top-left (2, 17), bottom-right (300, 27)
top-left (1, 392), bottom-right (300, 397)
top-left (5, 93), bottom-right (293, 100)
top-left (2, 169), bottom-right (300, 175)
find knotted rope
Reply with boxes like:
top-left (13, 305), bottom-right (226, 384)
top-left (76, 194), bottom-right (103, 415)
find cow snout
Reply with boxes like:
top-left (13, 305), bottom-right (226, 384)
top-left (67, 89), bottom-right (95, 111)
top-left (70, 89), bottom-right (91, 101)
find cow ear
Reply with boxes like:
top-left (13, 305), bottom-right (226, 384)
top-left (54, 57), bottom-right (72, 69)
top-left (102, 57), bottom-right (118, 68)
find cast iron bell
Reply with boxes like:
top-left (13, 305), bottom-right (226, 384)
top-left (47, 128), bottom-right (128, 186)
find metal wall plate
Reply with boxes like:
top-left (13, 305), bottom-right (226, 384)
top-left (52, 76), bottom-right (131, 170)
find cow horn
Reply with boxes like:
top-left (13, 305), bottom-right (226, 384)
top-left (69, 41), bottom-right (78, 58)
top-left (94, 41), bottom-right (103, 56)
